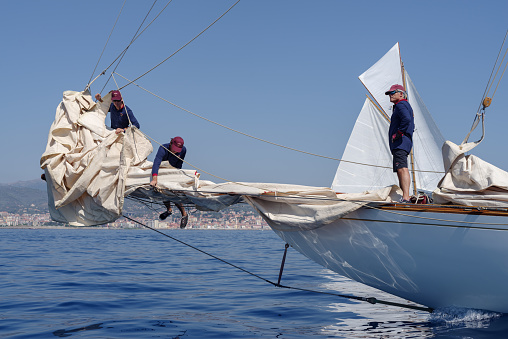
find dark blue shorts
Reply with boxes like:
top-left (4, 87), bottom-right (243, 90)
top-left (392, 149), bottom-right (409, 172)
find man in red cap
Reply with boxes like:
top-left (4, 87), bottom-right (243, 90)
top-left (150, 136), bottom-right (189, 228)
top-left (95, 90), bottom-right (140, 134)
top-left (385, 84), bottom-right (415, 203)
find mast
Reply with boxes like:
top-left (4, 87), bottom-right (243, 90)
top-left (401, 62), bottom-right (418, 196)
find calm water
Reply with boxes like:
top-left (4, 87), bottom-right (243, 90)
top-left (1, 228), bottom-right (508, 339)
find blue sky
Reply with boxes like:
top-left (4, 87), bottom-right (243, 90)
top-left (2, 1), bottom-right (508, 187)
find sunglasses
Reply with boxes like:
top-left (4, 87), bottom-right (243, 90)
top-left (113, 100), bottom-right (122, 103)
top-left (387, 90), bottom-right (402, 95)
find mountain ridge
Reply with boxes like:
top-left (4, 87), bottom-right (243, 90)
top-left (0, 179), bottom-right (48, 214)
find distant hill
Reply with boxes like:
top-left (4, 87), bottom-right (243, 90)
top-left (11, 179), bottom-right (48, 192)
top-left (0, 179), bottom-right (48, 214)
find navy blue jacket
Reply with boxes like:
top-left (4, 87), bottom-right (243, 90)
top-left (109, 103), bottom-right (140, 129)
top-left (388, 100), bottom-right (414, 153)
top-left (151, 143), bottom-right (187, 176)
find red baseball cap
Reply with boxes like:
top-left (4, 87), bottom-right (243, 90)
top-left (111, 90), bottom-right (122, 101)
top-left (171, 136), bottom-right (184, 152)
top-left (385, 84), bottom-right (405, 95)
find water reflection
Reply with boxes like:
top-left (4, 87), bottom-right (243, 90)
top-left (315, 268), bottom-right (508, 338)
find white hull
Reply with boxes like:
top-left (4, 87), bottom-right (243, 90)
top-left (270, 204), bottom-right (508, 313)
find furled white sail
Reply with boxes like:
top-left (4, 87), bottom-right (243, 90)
top-left (41, 91), bottom-right (402, 227)
top-left (332, 43), bottom-right (445, 193)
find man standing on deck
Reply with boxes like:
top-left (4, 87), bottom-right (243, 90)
top-left (95, 90), bottom-right (140, 134)
top-left (385, 84), bottom-right (415, 203)
top-left (150, 136), bottom-right (189, 228)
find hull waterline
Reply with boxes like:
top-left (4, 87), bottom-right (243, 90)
top-left (270, 204), bottom-right (508, 313)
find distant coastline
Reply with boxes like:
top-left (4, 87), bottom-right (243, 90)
top-left (0, 209), bottom-right (270, 230)
top-left (0, 180), bottom-right (268, 230)
top-left (1, 225), bottom-right (267, 230)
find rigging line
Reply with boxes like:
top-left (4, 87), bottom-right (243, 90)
top-left (122, 214), bottom-right (274, 284)
top-left (346, 200), bottom-right (508, 226)
top-left (476, 30), bottom-right (508, 114)
top-left (463, 31), bottom-right (508, 144)
top-left (141, 186), bottom-right (508, 226)
top-left (88, 0), bottom-right (174, 91)
top-left (125, 195), bottom-right (198, 218)
top-left (272, 285), bottom-right (432, 313)
top-left (132, 126), bottom-right (277, 193)
top-left (99, 0), bottom-right (168, 95)
top-left (341, 216), bottom-right (508, 232)
top-left (87, 0), bottom-right (127, 88)
top-left (490, 49), bottom-right (508, 100)
top-left (484, 31), bottom-right (508, 102)
top-left (361, 202), bottom-right (508, 226)
top-left (253, 191), bottom-right (508, 226)
top-left (306, 195), bottom-right (508, 227)
top-left (125, 195), bottom-right (165, 210)
top-left (122, 214), bottom-right (432, 313)
top-left (115, 72), bottom-right (445, 175)
top-left (119, 0), bottom-right (242, 90)
top-left (462, 113), bottom-right (482, 144)
top-left (111, 74), bottom-right (133, 130)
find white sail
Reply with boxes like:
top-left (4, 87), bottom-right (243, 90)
top-left (358, 42), bottom-right (403, 116)
top-left (332, 43), bottom-right (445, 193)
top-left (331, 99), bottom-right (396, 193)
top-left (405, 72), bottom-right (446, 191)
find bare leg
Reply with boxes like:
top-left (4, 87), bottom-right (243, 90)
top-left (397, 167), bottom-right (411, 201)
top-left (163, 201), bottom-right (172, 213)
top-left (175, 203), bottom-right (187, 217)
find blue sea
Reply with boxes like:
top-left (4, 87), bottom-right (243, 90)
top-left (1, 228), bottom-right (508, 339)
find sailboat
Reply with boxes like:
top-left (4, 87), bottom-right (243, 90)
top-left (245, 43), bottom-right (508, 313)
top-left (40, 42), bottom-right (508, 314)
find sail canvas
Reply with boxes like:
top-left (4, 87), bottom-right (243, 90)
top-left (332, 43), bottom-right (445, 193)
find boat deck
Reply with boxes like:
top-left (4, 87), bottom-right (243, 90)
top-left (376, 202), bottom-right (508, 216)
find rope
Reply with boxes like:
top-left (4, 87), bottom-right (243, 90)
top-left (86, 0), bottom-right (174, 91)
top-left (141, 185), bottom-right (508, 227)
top-left (122, 214), bottom-right (433, 313)
top-left (119, 0), bottom-right (242, 91)
top-left (484, 30), bottom-right (508, 102)
top-left (341, 215), bottom-right (508, 231)
top-left (86, 0), bottom-right (127, 89)
top-left (491, 50), bottom-right (508, 100)
top-left (110, 73), bottom-right (134, 130)
top-left (99, 0), bottom-right (171, 95)
top-left (465, 30), bottom-right (508, 143)
top-left (115, 72), bottom-right (445, 175)
top-left (130, 133), bottom-right (452, 227)
top-left (132, 125), bottom-right (277, 193)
